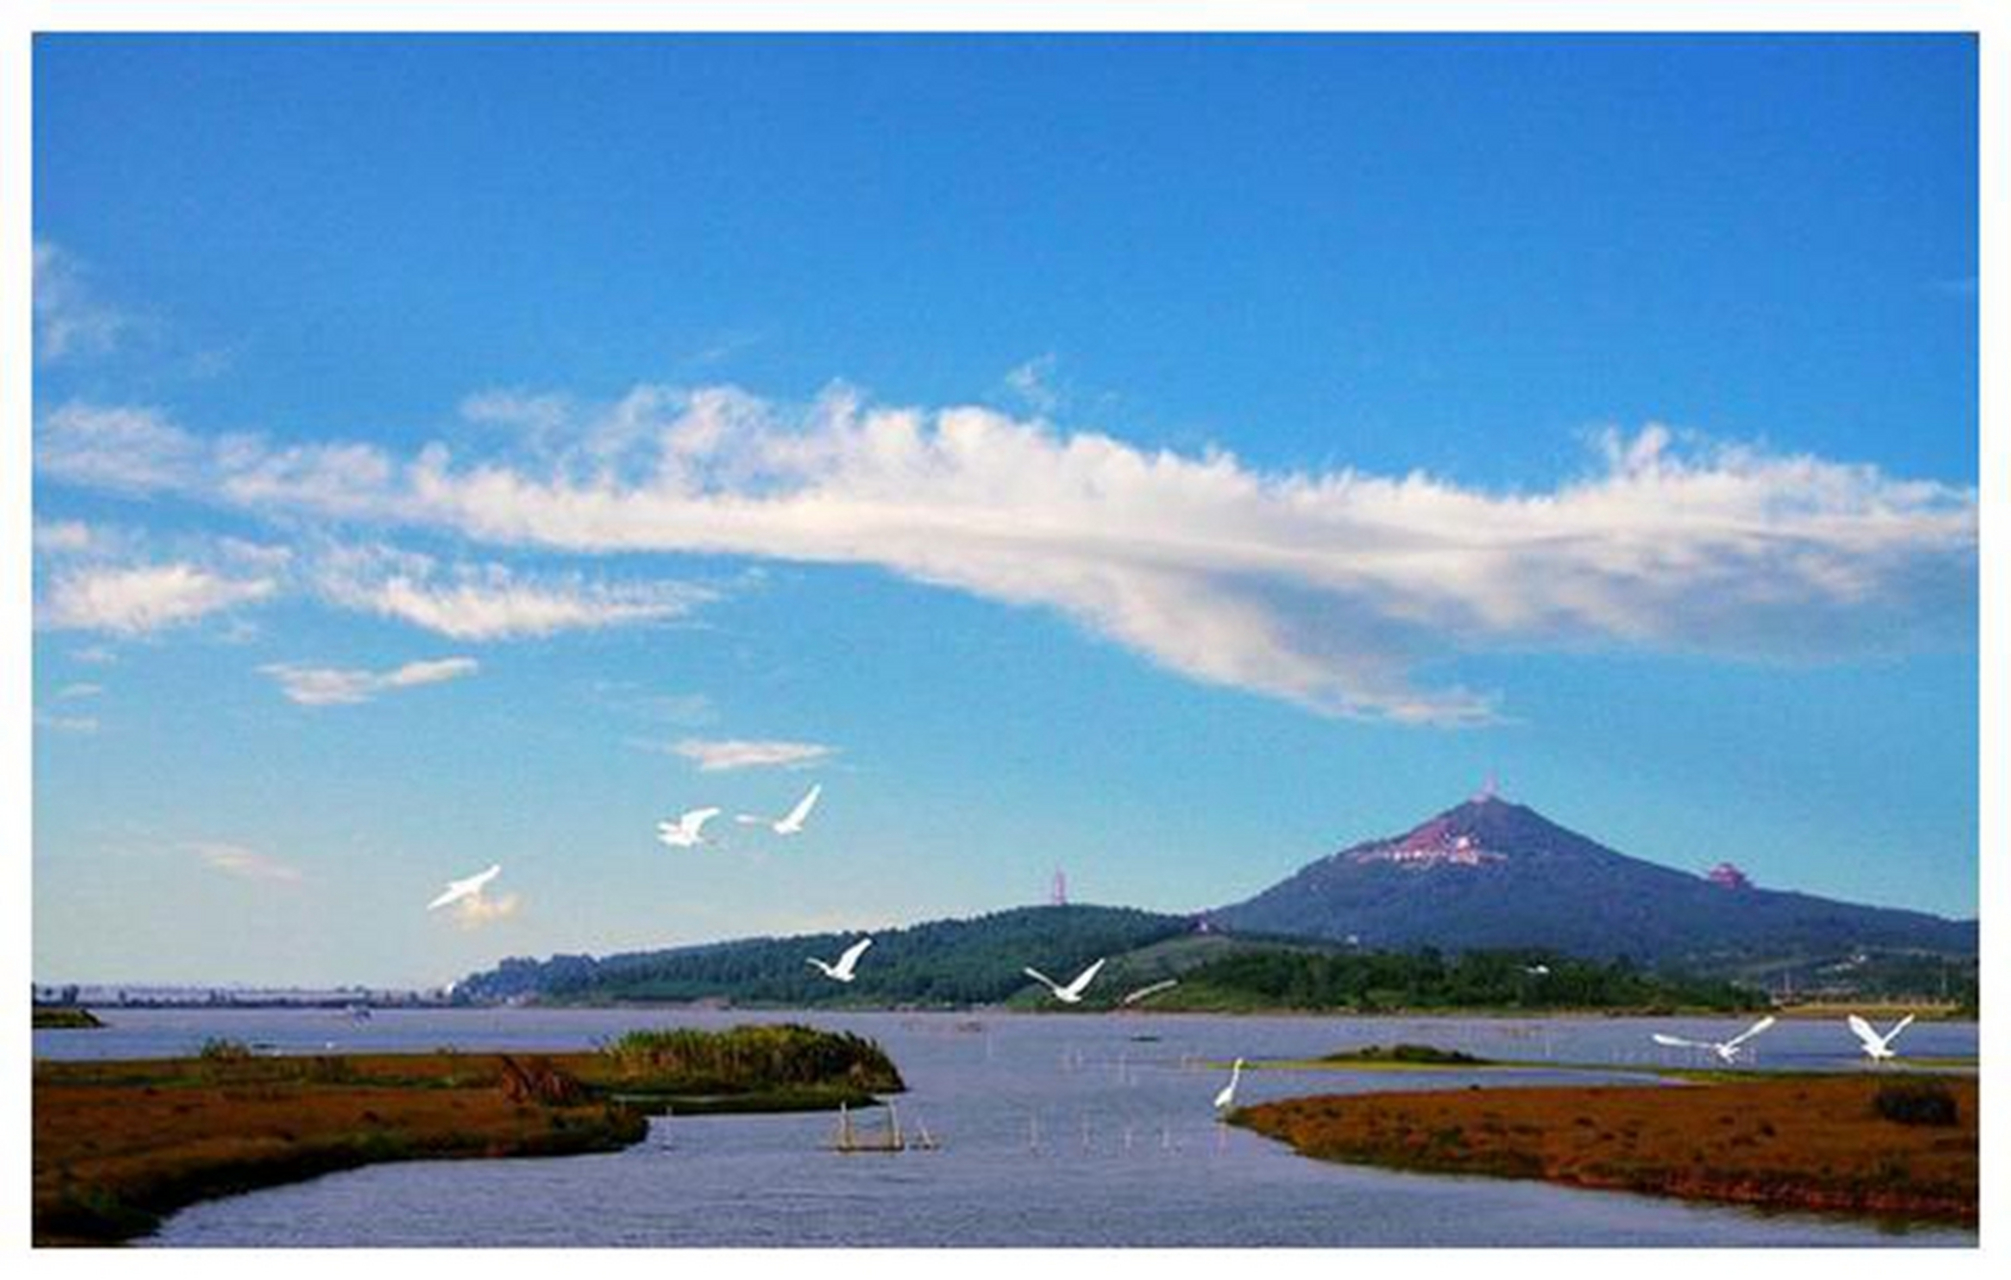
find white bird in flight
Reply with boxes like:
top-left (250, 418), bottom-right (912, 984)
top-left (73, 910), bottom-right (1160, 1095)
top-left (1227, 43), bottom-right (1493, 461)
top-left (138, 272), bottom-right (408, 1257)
top-left (1121, 978), bottom-right (1180, 1006)
top-left (737, 783), bottom-right (822, 836)
top-left (1214, 1057), bottom-right (1246, 1111)
top-left (1651, 1015), bottom-right (1778, 1063)
top-left (427, 864), bottom-right (501, 912)
top-left (807, 936), bottom-right (874, 983)
top-left (1848, 1013), bottom-right (1916, 1062)
top-left (1023, 957), bottom-right (1106, 1005)
top-left (656, 807), bottom-right (722, 849)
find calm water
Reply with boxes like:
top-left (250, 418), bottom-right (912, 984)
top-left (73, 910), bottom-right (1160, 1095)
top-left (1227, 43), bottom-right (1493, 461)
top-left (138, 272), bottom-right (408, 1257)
top-left (37, 1008), bottom-right (1977, 1247)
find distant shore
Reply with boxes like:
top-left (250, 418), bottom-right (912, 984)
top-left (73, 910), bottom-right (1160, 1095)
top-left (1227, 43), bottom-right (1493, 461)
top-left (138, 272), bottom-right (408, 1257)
top-left (33, 1026), bottom-right (902, 1246)
top-left (1233, 1073), bottom-right (1978, 1226)
top-left (33, 1007), bottom-right (104, 1030)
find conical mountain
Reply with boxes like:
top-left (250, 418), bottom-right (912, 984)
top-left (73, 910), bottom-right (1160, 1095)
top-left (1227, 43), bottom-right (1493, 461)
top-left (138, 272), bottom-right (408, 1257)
top-left (1210, 794), bottom-right (1974, 967)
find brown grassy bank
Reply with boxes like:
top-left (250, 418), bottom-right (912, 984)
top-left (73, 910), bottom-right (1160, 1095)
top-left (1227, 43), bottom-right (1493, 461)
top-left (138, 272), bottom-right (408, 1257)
top-left (35, 1025), bottom-right (903, 1246)
top-left (1233, 1074), bottom-right (1976, 1226)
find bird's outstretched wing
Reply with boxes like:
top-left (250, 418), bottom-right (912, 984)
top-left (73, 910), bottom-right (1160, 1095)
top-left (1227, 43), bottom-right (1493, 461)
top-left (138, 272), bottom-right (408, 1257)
top-left (1725, 1015), bottom-right (1777, 1050)
top-left (783, 784), bottom-right (822, 828)
top-left (1847, 1014), bottom-right (1882, 1050)
top-left (1652, 1033), bottom-right (1704, 1049)
top-left (1064, 958), bottom-right (1107, 996)
top-left (1885, 1014), bottom-right (1916, 1045)
top-left (426, 886), bottom-right (461, 911)
top-left (1023, 967), bottom-right (1060, 993)
top-left (838, 936), bottom-right (873, 970)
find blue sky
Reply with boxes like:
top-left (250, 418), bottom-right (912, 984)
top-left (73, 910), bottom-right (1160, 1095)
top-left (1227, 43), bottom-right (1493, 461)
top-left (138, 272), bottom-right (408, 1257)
top-left (31, 34), bottom-right (1977, 987)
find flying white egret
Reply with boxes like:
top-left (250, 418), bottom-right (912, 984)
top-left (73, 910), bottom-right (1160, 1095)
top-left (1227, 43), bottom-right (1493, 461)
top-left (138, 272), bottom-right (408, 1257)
top-left (1847, 1013), bottom-right (1915, 1062)
top-left (656, 807), bottom-right (722, 849)
top-left (1650, 1015), bottom-right (1778, 1063)
top-left (1120, 978), bottom-right (1180, 1006)
top-left (1023, 957), bottom-right (1106, 1004)
top-left (807, 936), bottom-right (873, 983)
top-left (1214, 1057), bottom-right (1246, 1111)
top-left (737, 783), bottom-right (823, 835)
top-left (427, 864), bottom-right (501, 911)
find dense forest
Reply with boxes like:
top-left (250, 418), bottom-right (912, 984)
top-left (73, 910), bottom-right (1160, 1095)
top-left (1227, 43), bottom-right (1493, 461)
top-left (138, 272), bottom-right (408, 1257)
top-left (459, 904), bottom-right (1194, 1006)
top-left (1157, 947), bottom-right (1767, 1013)
top-left (459, 904), bottom-right (1778, 1013)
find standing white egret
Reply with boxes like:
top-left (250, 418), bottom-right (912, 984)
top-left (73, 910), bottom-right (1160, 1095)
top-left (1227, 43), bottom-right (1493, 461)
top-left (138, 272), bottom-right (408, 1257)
top-left (656, 807), bottom-right (722, 849)
top-left (1023, 958), bottom-right (1106, 1004)
top-left (1848, 1013), bottom-right (1915, 1061)
top-left (737, 784), bottom-right (822, 836)
top-left (426, 864), bottom-right (501, 911)
top-left (1650, 1015), bottom-right (1778, 1063)
top-left (808, 936), bottom-right (874, 983)
top-left (1213, 1057), bottom-right (1246, 1111)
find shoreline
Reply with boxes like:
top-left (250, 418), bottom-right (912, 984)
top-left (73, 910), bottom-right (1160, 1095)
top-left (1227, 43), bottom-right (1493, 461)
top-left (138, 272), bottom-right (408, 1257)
top-left (34, 1030), bottom-right (901, 1245)
top-left (1232, 1074), bottom-right (1978, 1227)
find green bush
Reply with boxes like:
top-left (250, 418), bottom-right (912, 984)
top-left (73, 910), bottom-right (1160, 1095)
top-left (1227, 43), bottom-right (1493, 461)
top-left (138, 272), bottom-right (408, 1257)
top-left (599, 1023), bottom-right (902, 1093)
top-left (198, 1037), bottom-right (254, 1062)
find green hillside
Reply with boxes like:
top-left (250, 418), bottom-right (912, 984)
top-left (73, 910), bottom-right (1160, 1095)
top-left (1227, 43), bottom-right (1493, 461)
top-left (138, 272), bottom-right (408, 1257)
top-left (459, 904), bottom-right (1194, 1007)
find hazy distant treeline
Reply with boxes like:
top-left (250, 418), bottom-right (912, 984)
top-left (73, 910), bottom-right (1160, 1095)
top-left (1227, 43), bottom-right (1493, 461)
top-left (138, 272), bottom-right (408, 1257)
top-left (1161, 947), bottom-right (1767, 1013)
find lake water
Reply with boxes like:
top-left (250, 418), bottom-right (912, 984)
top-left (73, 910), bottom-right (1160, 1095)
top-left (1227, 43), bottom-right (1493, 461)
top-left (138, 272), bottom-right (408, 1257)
top-left (36, 1008), bottom-right (1977, 1247)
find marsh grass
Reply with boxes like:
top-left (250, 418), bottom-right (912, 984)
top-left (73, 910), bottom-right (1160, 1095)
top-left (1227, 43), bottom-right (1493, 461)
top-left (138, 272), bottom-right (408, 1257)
top-left (1235, 1074), bottom-right (1977, 1226)
top-left (34, 1025), bottom-right (903, 1246)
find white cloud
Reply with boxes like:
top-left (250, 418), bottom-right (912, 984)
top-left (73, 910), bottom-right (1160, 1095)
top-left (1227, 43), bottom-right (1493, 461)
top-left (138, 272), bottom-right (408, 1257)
top-left (55, 682), bottom-right (104, 700)
top-left (34, 711), bottom-right (99, 735)
top-left (450, 892), bottom-right (521, 929)
top-left (37, 563), bottom-right (277, 636)
top-left (34, 387), bottom-right (1978, 724)
top-left (33, 242), bottom-right (129, 363)
top-left (259, 656), bottom-right (479, 707)
top-left (313, 544), bottom-right (709, 641)
top-left (35, 403), bottom-right (201, 494)
top-left (1004, 353), bottom-right (1062, 413)
top-left (671, 738), bottom-right (835, 772)
top-left (34, 520), bottom-right (98, 555)
top-left (189, 841), bottom-right (304, 885)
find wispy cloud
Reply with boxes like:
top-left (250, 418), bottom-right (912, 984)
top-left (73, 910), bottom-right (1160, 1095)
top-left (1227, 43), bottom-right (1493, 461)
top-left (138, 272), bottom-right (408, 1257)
top-left (33, 242), bottom-right (131, 363)
top-left (34, 710), bottom-right (99, 735)
top-left (260, 656), bottom-right (479, 707)
top-left (55, 682), bottom-right (104, 700)
top-left (450, 892), bottom-right (521, 929)
top-left (37, 563), bottom-right (278, 636)
top-left (1004, 353), bottom-right (1063, 413)
top-left (188, 841), bottom-right (304, 885)
top-left (36, 403), bottom-right (201, 494)
top-left (671, 738), bottom-right (835, 772)
top-left (34, 520), bottom-right (98, 555)
top-left (313, 544), bottom-right (711, 641)
top-left (33, 387), bottom-right (1978, 724)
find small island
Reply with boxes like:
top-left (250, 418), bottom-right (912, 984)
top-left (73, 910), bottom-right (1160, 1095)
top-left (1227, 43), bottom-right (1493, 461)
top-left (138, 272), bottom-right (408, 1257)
top-left (1232, 1073), bottom-right (1977, 1226)
top-left (33, 1007), bottom-right (104, 1030)
top-left (34, 1023), bottom-right (902, 1246)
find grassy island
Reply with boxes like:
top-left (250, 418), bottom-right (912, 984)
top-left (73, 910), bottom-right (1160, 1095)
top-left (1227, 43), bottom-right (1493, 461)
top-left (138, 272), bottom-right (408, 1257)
top-left (34, 1007), bottom-right (105, 1030)
top-left (1233, 1074), bottom-right (1976, 1226)
top-left (34, 1023), bottom-right (902, 1245)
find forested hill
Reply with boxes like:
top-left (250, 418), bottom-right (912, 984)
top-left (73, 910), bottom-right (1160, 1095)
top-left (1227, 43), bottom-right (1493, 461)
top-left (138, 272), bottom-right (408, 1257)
top-left (456, 904), bottom-right (1193, 1006)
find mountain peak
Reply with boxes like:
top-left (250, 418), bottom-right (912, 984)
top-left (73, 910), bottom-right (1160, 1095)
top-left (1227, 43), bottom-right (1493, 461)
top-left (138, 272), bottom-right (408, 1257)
top-left (1213, 792), bottom-right (1976, 966)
